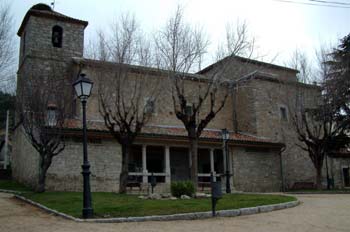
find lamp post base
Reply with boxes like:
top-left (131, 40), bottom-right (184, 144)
top-left (81, 163), bottom-right (93, 219)
top-left (82, 208), bottom-right (94, 219)
top-left (226, 171), bottom-right (231, 194)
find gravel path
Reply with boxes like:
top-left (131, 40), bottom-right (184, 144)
top-left (0, 192), bottom-right (349, 232)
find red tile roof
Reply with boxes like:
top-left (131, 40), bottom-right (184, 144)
top-left (64, 119), bottom-right (282, 146)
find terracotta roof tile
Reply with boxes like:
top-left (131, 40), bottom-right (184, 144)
top-left (64, 119), bottom-right (280, 145)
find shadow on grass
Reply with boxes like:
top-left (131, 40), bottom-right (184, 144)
top-left (0, 180), bottom-right (32, 192)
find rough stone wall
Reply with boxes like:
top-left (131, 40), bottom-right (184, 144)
top-left (19, 15), bottom-right (85, 62)
top-left (17, 13), bottom-right (85, 119)
top-left (329, 157), bottom-right (350, 189)
top-left (233, 81), bottom-right (257, 134)
top-left (14, 11), bottom-right (87, 190)
top-left (80, 65), bottom-right (234, 131)
top-left (201, 57), bottom-right (298, 82)
top-left (231, 147), bottom-right (282, 192)
top-left (11, 127), bottom-right (40, 189)
top-left (46, 138), bottom-right (121, 192)
top-left (12, 127), bottom-right (121, 192)
top-left (250, 78), bottom-right (321, 188)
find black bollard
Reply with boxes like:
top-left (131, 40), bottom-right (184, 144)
top-left (211, 172), bottom-right (222, 217)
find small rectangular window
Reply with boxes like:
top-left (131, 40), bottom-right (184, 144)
top-left (185, 105), bottom-right (193, 116)
top-left (280, 106), bottom-right (288, 121)
top-left (52, 25), bottom-right (63, 48)
top-left (145, 98), bottom-right (155, 114)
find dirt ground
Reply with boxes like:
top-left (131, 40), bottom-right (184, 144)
top-left (0, 192), bottom-right (349, 232)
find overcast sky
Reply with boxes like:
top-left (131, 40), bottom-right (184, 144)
top-left (11, 0), bottom-right (350, 68)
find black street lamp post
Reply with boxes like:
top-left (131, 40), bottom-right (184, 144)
top-left (222, 129), bottom-right (231, 193)
top-left (73, 73), bottom-right (94, 219)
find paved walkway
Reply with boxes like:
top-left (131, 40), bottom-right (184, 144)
top-left (0, 192), bottom-right (349, 232)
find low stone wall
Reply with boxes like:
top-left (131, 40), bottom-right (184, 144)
top-left (46, 138), bottom-right (121, 192)
top-left (328, 156), bottom-right (350, 189)
top-left (12, 131), bottom-right (122, 192)
top-left (232, 147), bottom-right (282, 192)
top-left (12, 128), bottom-right (40, 190)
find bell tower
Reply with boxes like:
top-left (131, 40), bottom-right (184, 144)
top-left (16, 3), bottom-right (89, 118)
top-left (17, 3), bottom-right (88, 64)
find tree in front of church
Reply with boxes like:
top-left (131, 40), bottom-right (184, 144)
top-left (96, 14), bottom-right (161, 193)
top-left (289, 36), bottom-right (350, 189)
top-left (17, 63), bottom-right (68, 193)
top-left (155, 6), bottom-right (256, 189)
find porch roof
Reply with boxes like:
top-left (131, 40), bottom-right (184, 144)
top-left (64, 119), bottom-right (284, 148)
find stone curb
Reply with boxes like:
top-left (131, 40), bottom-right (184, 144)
top-left (286, 191), bottom-right (350, 194)
top-left (13, 193), bottom-right (300, 223)
top-left (0, 189), bottom-right (23, 194)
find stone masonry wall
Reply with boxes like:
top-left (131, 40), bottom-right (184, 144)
top-left (19, 15), bottom-right (85, 62)
top-left (79, 65), bottom-right (234, 132)
top-left (201, 57), bottom-right (298, 82)
top-left (17, 13), bottom-right (85, 120)
top-left (232, 147), bottom-right (282, 192)
top-left (233, 81), bottom-right (257, 134)
top-left (329, 157), bottom-right (350, 189)
top-left (251, 78), bottom-right (321, 188)
top-left (46, 138), bottom-right (121, 192)
top-left (12, 127), bottom-right (122, 192)
top-left (12, 127), bottom-right (40, 189)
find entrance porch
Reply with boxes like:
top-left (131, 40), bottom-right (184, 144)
top-left (127, 144), bottom-right (229, 193)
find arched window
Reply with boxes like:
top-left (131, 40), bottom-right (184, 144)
top-left (52, 25), bottom-right (63, 48)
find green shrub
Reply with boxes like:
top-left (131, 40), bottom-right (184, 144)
top-left (171, 181), bottom-right (195, 197)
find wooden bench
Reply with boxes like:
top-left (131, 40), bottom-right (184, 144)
top-left (198, 182), bottom-right (211, 191)
top-left (292, 182), bottom-right (316, 190)
top-left (126, 181), bottom-right (141, 191)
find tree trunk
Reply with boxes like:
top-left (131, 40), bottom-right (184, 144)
top-left (36, 154), bottom-right (52, 193)
top-left (316, 167), bottom-right (322, 190)
top-left (119, 143), bottom-right (130, 194)
top-left (37, 168), bottom-right (46, 193)
top-left (189, 137), bottom-right (198, 191)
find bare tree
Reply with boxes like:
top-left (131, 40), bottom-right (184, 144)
top-left (289, 45), bottom-right (350, 190)
top-left (155, 6), bottom-right (255, 188)
top-left (0, 1), bottom-right (15, 92)
top-left (216, 20), bottom-right (255, 60)
top-left (85, 31), bottom-right (110, 61)
top-left (288, 49), bottom-right (313, 84)
top-left (17, 61), bottom-right (68, 193)
top-left (96, 14), bottom-right (160, 193)
top-left (291, 93), bottom-right (349, 189)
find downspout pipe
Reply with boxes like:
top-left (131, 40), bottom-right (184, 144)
top-left (231, 83), bottom-right (238, 133)
top-left (279, 145), bottom-right (286, 192)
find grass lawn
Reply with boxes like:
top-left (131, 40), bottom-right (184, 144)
top-left (21, 192), bottom-right (296, 218)
top-left (0, 180), bottom-right (32, 192)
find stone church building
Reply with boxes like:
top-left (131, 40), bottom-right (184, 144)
top-left (12, 4), bottom-right (350, 193)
